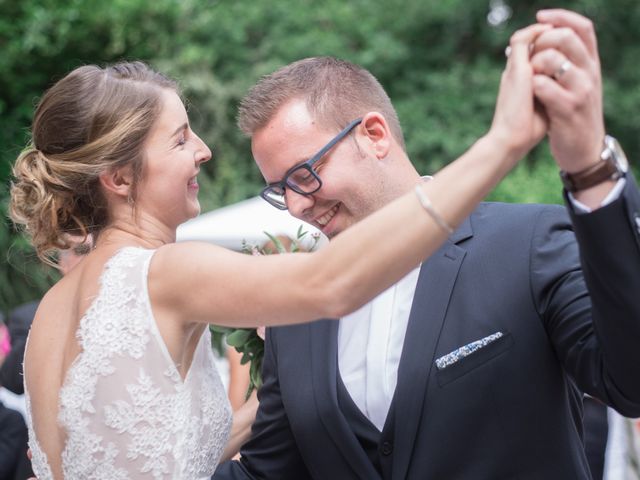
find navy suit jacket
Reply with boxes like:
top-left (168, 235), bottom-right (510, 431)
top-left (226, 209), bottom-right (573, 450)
top-left (215, 177), bottom-right (640, 479)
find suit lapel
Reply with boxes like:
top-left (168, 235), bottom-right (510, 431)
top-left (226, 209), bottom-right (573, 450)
top-left (309, 320), bottom-right (382, 480)
top-left (390, 216), bottom-right (472, 480)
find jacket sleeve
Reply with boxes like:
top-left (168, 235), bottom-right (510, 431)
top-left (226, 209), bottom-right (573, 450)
top-left (531, 173), bottom-right (640, 417)
top-left (0, 403), bottom-right (29, 479)
top-left (213, 327), bottom-right (311, 480)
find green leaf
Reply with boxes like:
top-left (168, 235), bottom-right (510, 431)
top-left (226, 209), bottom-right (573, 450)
top-left (226, 329), bottom-right (252, 347)
top-left (210, 325), bottom-right (234, 334)
top-left (240, 351), bottom-right (251, 365)
top-left (263, 231), bottom-right (287, 254)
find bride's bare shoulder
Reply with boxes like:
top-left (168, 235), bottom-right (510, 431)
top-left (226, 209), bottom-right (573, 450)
top-left (29, 280), bottom-right (72, 342)
top-left (25, 255), bottom-right (102, 380)
top-left (23, 285), bottom-right (69, 397)
top-left (30, 264), bottom-right (83, 330)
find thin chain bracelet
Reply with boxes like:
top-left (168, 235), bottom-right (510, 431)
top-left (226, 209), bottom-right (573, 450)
top-left (414, 185), bottom-right (454, 235)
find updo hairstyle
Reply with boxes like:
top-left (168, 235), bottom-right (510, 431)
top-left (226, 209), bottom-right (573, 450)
top-left (9, 61), bottom-right (178, 266)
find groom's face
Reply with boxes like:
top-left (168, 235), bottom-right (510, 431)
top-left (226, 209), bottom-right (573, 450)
top-left (252, 99), bottom-right (383, 238)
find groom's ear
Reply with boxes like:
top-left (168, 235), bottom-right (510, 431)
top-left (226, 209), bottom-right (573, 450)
top-left (360, 112), bottom-right (391, 160)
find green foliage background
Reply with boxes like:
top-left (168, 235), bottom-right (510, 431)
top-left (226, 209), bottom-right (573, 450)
top-left (1, 0), bottom-right (639, 312)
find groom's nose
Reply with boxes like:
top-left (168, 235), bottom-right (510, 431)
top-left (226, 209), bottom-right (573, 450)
top-left (285, 188), bottom-right (315, 220)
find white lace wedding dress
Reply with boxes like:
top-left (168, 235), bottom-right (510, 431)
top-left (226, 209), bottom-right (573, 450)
top-left (25, 247), bottom-right (232, 479)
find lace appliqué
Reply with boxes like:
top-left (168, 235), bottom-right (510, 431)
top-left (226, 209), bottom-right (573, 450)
top-left (26, 247), bottom-right (232, 479)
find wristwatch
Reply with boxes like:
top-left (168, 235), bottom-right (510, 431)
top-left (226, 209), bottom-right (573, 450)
top-left (560, 135), bottom-right (628, 192)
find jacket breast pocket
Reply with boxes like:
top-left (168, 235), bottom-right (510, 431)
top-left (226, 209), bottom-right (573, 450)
top-left (435, 331), bottom-right (514, 387)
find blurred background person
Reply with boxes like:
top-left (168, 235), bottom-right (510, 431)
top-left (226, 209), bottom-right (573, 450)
top-left (0, 312), bottom-right (33, 480)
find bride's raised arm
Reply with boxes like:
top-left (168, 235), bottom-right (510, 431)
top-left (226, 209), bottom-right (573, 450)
top-left (152, 24), bottom-right (550, 328)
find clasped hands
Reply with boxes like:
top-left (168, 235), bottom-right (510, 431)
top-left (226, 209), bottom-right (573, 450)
top-left (494, 8), bottom-right (606, 200)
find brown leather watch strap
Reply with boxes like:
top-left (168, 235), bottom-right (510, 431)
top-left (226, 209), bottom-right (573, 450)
top-left (560, 158), bottom-right (619, 192)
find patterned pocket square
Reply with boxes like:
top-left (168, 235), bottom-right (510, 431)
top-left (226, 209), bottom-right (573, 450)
top-left (435, 332), bottom-right (504, 370)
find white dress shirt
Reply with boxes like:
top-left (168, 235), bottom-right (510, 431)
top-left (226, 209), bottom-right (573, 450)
top-left (569, 178), bottom-right (626, 213)
top-left (338, 266), bottom-right (421, 431)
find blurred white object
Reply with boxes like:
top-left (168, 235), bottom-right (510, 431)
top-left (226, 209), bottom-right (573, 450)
top-left (0, 386), bottom-right (26, 420)
top-left (604, 409), bottom-right (640, 479)
top-left (487, 0), bottom-right (512, 27)
top-left (177, 196), bottom-right (325, 251)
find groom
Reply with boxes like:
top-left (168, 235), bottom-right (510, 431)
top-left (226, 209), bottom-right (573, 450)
top-left (215, 10), bottom-right (640, 479)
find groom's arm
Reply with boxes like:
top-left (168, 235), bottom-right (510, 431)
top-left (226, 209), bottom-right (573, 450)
top-left (566, 175), bottom-right (640, 410)
top-left (528, 175), bottom-right (640, 416)
top-left (529, 9), bottom-right (640, 412)
top-left (213, 328), bottom-right (311, 480)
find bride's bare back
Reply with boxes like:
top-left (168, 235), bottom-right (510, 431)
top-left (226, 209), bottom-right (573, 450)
top-left (25, 247), bottom-right (231, 479)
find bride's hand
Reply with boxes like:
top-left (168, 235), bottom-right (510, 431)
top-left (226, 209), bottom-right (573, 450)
top-left (489, 23), bottom-right (552, 163)
top-left (26, 448), bottom-right (38, 480)
top-left (221, 389), bottom-right (259, 462)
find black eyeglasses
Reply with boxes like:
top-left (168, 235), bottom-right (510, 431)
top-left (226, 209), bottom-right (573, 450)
top-left (260, 118), bottom-right (363, 210)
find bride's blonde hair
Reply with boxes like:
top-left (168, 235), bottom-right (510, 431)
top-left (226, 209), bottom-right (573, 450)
top-left (10, 61), bottom-right (178, 266)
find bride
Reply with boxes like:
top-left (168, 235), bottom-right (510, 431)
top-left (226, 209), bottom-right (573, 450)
top-left (10, 24), bottom-right (547, 479)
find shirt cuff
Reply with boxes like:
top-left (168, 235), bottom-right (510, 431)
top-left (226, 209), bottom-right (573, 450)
top-left (568, 178), bottom-right (626, 214)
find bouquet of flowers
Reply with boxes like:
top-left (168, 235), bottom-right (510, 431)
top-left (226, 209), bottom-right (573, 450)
top-left (211, 226), bottom-right (321, 398)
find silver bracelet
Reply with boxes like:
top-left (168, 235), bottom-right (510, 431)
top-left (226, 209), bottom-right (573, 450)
top-left (414, 185), bottom-right (454, 235)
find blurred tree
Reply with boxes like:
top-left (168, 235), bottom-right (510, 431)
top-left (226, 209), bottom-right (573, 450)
top-left (1, 0), bottom-right (638, 311)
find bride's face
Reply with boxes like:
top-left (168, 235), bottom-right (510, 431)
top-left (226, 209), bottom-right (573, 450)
top-left (136, 89), bottom-right (211, 229)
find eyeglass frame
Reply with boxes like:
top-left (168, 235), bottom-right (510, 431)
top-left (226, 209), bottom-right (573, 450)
top-left (260, 118), bottom-right (363, 210)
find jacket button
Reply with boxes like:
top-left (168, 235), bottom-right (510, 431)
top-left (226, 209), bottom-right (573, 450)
top-left (380, 441), bottom-right (393, 456)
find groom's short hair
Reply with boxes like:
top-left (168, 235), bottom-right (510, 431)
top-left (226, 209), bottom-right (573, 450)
top-left (237, 56), bottom-right (406, 150)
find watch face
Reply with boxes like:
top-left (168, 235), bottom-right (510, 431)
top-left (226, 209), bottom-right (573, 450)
top-left (605, 135), bottom-right (629, 173)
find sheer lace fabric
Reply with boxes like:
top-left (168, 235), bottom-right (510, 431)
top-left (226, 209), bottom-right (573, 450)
top-left (25, 247), bottom-right (232, 479)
